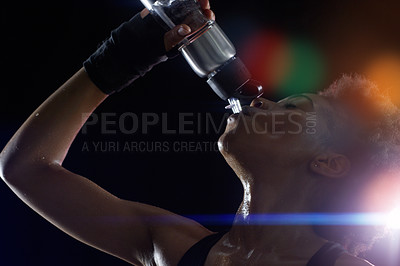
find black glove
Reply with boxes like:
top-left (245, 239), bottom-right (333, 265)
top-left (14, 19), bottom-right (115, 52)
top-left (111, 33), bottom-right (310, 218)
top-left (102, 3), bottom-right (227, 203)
top-left (84, 13), bottom-right (171, 95)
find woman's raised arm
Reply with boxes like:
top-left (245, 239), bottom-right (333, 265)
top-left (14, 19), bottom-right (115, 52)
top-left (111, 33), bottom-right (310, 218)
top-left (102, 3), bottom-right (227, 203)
top-left (0, 5), bottom-right (213, 265)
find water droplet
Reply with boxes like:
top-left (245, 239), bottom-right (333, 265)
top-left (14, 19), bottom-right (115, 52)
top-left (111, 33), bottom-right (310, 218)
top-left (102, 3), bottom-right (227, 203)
top-left (35, 113), bottom-right (40, 117)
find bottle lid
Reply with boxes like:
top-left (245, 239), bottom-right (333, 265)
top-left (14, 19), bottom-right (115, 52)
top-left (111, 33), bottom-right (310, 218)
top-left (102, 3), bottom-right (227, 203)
top-left (207, 57), bottom-right (263, 101)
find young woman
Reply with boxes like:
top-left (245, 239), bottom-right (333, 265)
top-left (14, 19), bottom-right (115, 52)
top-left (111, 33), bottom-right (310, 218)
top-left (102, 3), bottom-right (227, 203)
top-left (1, 0), bottom-right (399, 265)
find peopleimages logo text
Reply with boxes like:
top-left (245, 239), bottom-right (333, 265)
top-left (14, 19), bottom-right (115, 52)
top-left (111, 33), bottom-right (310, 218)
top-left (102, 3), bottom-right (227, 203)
top-left (81, 112), bottom-right (230, 135)
top-left (81, 111), bottom-right (317, 136)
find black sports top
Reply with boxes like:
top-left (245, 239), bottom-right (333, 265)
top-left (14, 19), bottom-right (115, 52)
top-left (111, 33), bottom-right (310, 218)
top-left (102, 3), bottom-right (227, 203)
top-left (177, 232), bottom-right (347, 266)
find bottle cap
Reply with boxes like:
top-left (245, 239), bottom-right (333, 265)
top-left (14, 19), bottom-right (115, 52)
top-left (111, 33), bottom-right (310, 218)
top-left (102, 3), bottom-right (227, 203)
top-left (207, 57), bottom-right (263, 101)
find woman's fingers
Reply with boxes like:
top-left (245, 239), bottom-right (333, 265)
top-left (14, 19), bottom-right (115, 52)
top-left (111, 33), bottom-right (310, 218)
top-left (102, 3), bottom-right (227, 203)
top-left (199, 0), bottom-right (214, 21)
top-left (142, 1), bottom-right (212, 19)
top-left (198, 0), bottom-right (211, 10)
top-left (164, 24), bottom-right (192, 51)
top-left (203, 9), bottom-right (215, 21)
top-left (163, 0), bottom-right (214, 51)
top-left (140, 8), bottom-right (150, 18)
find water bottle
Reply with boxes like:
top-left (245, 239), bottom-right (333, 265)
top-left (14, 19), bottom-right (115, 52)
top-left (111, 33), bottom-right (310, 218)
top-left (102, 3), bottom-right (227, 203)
top-left (139, 0), bottom-right (263, 113)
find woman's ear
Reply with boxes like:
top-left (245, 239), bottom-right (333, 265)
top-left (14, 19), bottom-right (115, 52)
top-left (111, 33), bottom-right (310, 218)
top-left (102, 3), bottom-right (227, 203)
top-left (310, 152), bottom-right (351, 178)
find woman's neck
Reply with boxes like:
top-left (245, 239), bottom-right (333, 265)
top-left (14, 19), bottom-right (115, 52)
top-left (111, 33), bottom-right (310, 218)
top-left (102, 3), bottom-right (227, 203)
top-left (226, 173), bottom-right (326, 259)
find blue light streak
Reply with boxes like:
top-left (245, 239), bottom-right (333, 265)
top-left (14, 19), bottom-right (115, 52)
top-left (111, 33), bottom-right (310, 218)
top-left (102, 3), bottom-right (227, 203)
top-left (184, 213), bottom-right (389, 226)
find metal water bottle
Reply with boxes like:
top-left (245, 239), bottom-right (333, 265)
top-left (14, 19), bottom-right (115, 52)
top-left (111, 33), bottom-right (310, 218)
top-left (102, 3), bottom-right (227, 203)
top-left (140, 0), bottom-right (263, 113)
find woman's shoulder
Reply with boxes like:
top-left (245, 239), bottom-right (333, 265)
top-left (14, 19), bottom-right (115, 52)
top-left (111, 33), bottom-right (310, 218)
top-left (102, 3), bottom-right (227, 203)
top-left (335, 253), bottom-right (374, 266)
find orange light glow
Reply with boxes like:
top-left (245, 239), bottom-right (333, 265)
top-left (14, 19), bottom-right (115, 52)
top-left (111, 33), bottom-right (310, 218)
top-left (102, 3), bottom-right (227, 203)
top-left (364, 53), bottom-right (400, 105)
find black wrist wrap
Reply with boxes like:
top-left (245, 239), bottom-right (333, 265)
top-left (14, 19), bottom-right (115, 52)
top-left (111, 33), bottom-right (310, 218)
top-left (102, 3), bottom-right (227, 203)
top-left (84, 13), bottom-right (169, 95)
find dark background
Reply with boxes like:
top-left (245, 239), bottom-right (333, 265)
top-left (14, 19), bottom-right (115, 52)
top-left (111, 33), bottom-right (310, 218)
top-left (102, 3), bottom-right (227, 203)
top-left (2, 0), bottom-right (400, 265)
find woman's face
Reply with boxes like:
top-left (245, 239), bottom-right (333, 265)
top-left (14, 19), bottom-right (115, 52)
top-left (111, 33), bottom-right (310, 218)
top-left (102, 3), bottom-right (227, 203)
top-left (218, 93), bottom-right (334, 174)
top-left (219, 92), bottom-right (400, 222)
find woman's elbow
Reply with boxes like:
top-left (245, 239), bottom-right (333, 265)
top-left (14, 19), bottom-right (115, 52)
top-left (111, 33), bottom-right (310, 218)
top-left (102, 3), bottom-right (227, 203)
top-left (0, 147), bottom-right (29, 185)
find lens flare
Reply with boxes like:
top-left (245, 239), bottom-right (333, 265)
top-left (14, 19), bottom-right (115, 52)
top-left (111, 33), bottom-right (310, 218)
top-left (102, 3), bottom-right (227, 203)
top-left (364, 53), bottom-right (400, 106)
top-left (183, 213), bottom-right (388, 226)
top-left (278, 38), bottom-right (326, 97)
top-left (386, 207), bottom-right (400, 230)
top-left (240, 30), bottom-right (326, 97)
top-left (239, 30), bottom-right (286, 95)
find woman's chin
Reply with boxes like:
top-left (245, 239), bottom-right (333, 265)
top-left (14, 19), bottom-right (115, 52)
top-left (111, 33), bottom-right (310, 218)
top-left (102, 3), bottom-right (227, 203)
top-left (218, 131), bottom-right (248, 157)
top-left (217, 133), bottom-right (229, 155)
